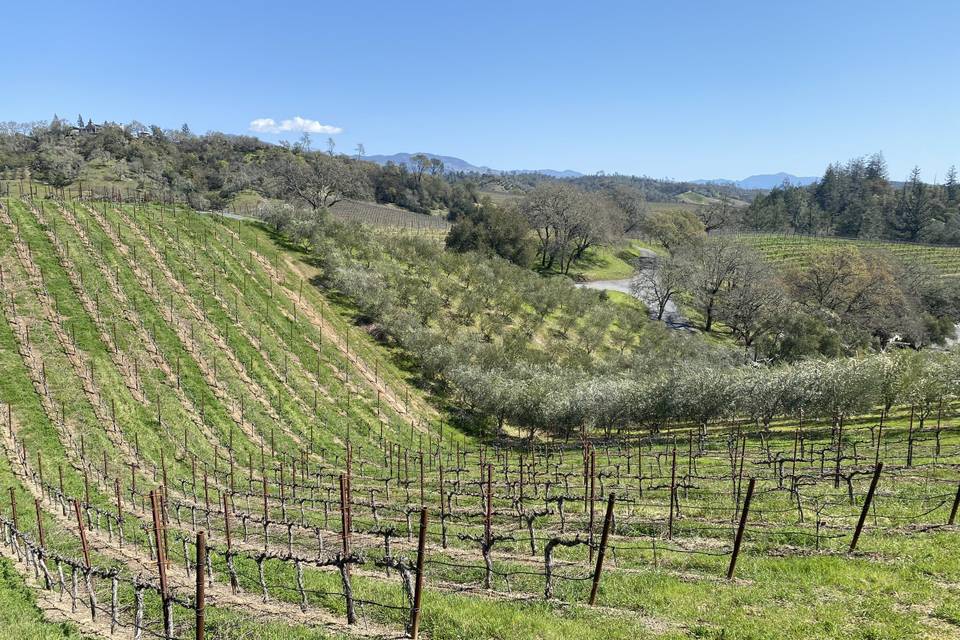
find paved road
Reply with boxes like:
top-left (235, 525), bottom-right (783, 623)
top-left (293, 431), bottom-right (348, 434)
top-left (579, 277), bottom-right (691, 329)
top-left (203, 209), bottom-right (254, 221)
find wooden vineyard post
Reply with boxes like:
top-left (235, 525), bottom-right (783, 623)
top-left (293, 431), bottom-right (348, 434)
top-left (409, 508), bottom-right (429, 639)
top-left (850, 463), bottom-right (883, 553)
top-left (949, 481), bottom-right (960, 526)
top-left (588, 493), bottom-right (615, 605)
top-left (196, 531), bottom-right (206, 640)
top-left (726, 477), bottom-right (755, 580)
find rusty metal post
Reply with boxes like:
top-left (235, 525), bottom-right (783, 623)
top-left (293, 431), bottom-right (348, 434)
top-left (223, 493), bottom-right (237, 593)
top-left (338, 474), bottom-right (356, 624)
top-left (34, 497), bottom-right (49, 588)
top-left (484, 464), bottom-right (492, 549)
top-left (950, 482), bottom-right (960, 526)
top-left (726, 477), bottom-right (755, 580)
top-left (588, 493), bottom-right (615, 605)
top-left (668, 445), bottom-right (677, 540)
top-left (850, 463), bottom-right (883, 553)
top-left (588, 447), bottom-right (596, 561)
top-left (150, 490), bottom-right (171, 637)
top-left (196, 531), bottom-right (206, 640)
top-left (8, 487), bottom-right (17, 530)
top-left (34, 498), bottom-right (45, 547)
top-left (409, 508), bottom-right (429, 639)
top-left (73, 499), bottom-right (91, 568)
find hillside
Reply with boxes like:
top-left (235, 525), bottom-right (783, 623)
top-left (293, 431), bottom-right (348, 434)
top-left (1, 189), bottom-right (960, 640)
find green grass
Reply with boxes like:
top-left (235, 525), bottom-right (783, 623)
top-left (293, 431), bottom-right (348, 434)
top-left (0, 559), bottom-right (86, 640)
top-left (565, 240), bottom-right (662, 281)
top-left (677, 190), bottom-right (715, 205)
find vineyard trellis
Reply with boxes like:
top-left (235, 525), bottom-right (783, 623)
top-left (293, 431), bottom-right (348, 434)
top-left (4, 397), bottom-right (960, 638)
top-left (0, 186), bottom-right (959, 639)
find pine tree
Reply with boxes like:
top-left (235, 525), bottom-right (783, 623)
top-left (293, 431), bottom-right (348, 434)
top-left (888, 167), bottom-right (933, 241)
top-left (945, 165), bottom-right (959, 205)
top-left (77, 114), bottom-right (84, 128)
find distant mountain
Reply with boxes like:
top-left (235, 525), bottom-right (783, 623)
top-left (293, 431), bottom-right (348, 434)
top-left (693, 172), bottom-right (818, 190)
top-left (363, 152), bottom-right (582, 178)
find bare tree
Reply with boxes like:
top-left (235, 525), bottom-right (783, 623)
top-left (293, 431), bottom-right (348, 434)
top-left (519, 183), bottom-right (623, 274)
top-left (715, 256), bottom-right (785, 350)
top-left (298, 132), bottom-right (312, 152)
top-left (355, 143), bottom-right (365, 160)
top-left (562, 195), bottom-right (624, 274)
top-left (683, 236), bottom-right (747, 332)
top-left (696, 196), bottom-right (740, 232)
top-left (326, 137), bottom-right (336, 156)
top-left (520, 182), bottom-right (581, 270)
top-left (632, 254), bottom-right (686, 321)
top-left (605, 183), bottom-right (647, 235)
top-left (270, 150), bottom-right (369, 210)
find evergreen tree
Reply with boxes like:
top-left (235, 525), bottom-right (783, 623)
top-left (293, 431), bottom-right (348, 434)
top-left (945, 165), bottom-right (959, 205)
top-left (888, 167), bottom-right (934, 241)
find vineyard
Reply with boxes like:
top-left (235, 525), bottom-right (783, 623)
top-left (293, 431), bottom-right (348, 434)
top-left (1, 190), bottom-right (960, 640)
top-left (734, 232), bottom-right (960, 277)
top-left (328, 200), bottom-right (451, 234)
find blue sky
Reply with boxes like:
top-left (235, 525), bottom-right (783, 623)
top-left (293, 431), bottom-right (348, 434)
top-left (4, 1), bottom-right (959, 181)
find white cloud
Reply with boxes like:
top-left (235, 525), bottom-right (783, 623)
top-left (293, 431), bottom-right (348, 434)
top-left (249, 116), bottom-right (342, 135)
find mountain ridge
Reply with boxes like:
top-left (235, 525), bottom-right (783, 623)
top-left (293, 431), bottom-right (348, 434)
top-left (692, 172), bottom-right (819, 190)
top-left (362, 152), bottom-right (583, 178)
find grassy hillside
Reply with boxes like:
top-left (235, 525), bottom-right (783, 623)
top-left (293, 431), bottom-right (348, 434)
top-left (0, 191), bottom-right (959, 640)
top-left (565, 241), bottom-right (663, 281)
